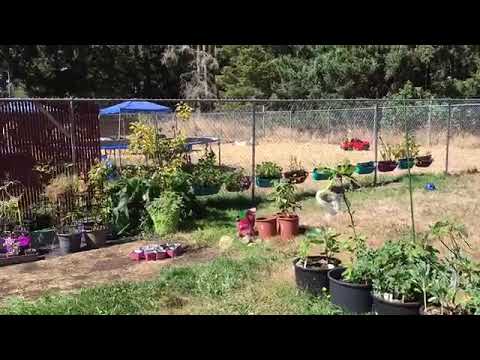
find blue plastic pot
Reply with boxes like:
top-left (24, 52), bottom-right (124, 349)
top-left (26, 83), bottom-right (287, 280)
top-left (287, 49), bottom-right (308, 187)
top-left (355, 161), bottom-right (375, 175)
top-left (312, 168), bottom-right (333, 181)
top-left (398, 158), bottom-right (415, 170)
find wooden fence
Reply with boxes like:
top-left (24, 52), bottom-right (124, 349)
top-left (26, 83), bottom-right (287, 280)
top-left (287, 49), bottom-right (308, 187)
top-left (0, 100), bottom-right (100, 217)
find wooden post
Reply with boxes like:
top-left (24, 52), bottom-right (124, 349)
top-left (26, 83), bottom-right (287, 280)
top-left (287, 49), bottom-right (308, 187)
top-left (69, 98), bottom-right (77, 172)
top-left (427, 98), bottom-right (433, 146)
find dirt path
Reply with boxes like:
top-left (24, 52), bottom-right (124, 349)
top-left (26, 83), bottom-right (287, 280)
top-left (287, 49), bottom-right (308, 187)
top-left (0, 240), bottom-right (218, 300)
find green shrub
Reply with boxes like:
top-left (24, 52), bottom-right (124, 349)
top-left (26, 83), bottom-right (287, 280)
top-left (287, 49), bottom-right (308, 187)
top-left (147, 191), bottom-right (184, 236)
top-left (256, 161), bottom-right (282, 179)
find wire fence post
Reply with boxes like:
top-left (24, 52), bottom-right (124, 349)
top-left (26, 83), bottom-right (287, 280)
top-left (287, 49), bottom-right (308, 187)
top-left (327, 108), bottom-right (331, 144)
top-left (262, 104), bottom-right (266, 138)
top-left (251, 104), bottom-right (256, 204)
top-left (289, 109), bottom-right (293, 134)
top-left (373, 103), bottom-right (379, 186)
top-left (445, 101), bottom-right (452, 175)
top-left (427, 98), bottom-right (432, 146)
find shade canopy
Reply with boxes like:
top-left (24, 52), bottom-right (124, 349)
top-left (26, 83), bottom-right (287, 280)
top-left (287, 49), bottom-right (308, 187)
top-left (99, 101), bottom-right (171, 116)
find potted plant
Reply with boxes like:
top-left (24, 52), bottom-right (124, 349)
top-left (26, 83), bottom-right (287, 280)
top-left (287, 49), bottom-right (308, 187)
top-left (394, 134), bottom-right (419, 170)
top-left (224, 168), bottom-right (251, 192)
top-left (191, 150), bottom-right (224, 195)
top-left (84, 199), bottom-right (111, 249)
top-left (146, 191), bottom-right (184, 236)
top-left (55, 211), bottom-right (82, 255)
top-left (377, 137), bottom-right (398, 172)
top-left (293, 226), bottom-right (341, 296)
top-left (270, 180), bottom-right (301, 240)
top-left (370, 240), bottom-right (439, 315)
top-left (416, 151), bottom-right (433, 168)
top-left (255, 161), bottom-right (282, 188)
top-left (312, 165), bottom-right (333, 181)
top-left (416, 221), bottom-right (479, 315)
top-left (29, 199), bottom-right (56, 249)
top-left (354, 161), bottom-right (376, 175)
top-left (283, 156), bottom-right (308, 184)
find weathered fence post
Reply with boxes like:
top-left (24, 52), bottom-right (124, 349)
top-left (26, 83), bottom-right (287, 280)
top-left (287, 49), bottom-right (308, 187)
top-left (289, 109), bottom-right (293, 134)
top-left (251, 104), bottom-right (256, 203)
top-left (69, 98), bottom-right (77, 173)
top-left (445, 101), bottom-right (452, 175)
top-left (327, 108), bottom-right (331, 144)
top-left (427, 98), bottom-right (432, 146)
top-left (373, 103), bottom-right (379, 186)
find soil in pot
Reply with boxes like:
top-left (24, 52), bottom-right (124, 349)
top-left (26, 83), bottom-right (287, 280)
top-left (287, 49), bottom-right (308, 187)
top-left (84, 228), bottom-right (108, 249)
top-left (328, 267), bottom-right (373, 314)
top-left (377, 160), bottom-right (398, 172)
top-left (57, 232), bottom-right (82, 255)
top-left (372, 294), bottom-right (421, 315)
top-left (255, 216), bottom-right (277, 239)
top-left (284, 170), bottom-right (308, 184)
top-left (277, 214), bottom-right (299, 240)
top-left (294, 256), bottom-right (341, 296)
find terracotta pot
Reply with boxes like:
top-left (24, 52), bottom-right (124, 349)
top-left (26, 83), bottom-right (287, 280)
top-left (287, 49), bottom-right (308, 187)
top-left (277, 214), bottom-right (299, 240)
top-left (255, 216), bottom-right (277, 239)
top-left (283, 170), bottom-right (308, 184)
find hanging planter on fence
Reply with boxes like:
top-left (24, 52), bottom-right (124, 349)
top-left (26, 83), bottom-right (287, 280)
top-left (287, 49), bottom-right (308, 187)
top-left (283, 170), bottom-right (308, 184)
top-left (398, 158), bottom-right (415, 170)
top-left (192, 184), bottom-right (221, 196)
top-left (255, 177), bottom-right (280, 188)
top-left (226, 176), bottom-right (251, 192)
top-left (377, 160), bottom-right (398, 172)
top-left (312, 168), bottom-right (333, 181)
top-left (354, 161), bottom-right (375, 175)
top-left (415, 154), bottom-right (434, 168)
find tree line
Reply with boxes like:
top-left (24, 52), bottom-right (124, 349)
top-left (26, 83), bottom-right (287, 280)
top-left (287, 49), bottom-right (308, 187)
top-left (1, 45), bottom-right (480, 100)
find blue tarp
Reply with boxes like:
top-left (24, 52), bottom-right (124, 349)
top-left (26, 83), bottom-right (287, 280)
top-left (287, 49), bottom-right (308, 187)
top-left (99, 101), bottom-right (171, 116)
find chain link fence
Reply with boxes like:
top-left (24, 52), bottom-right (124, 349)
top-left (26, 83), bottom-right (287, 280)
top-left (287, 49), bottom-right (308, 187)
top-left (2, 97), bottom-right (480, 203)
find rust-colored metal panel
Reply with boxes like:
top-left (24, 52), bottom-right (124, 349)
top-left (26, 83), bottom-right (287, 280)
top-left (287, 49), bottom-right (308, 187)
top-left (0, 100), bottom-right (100, 217)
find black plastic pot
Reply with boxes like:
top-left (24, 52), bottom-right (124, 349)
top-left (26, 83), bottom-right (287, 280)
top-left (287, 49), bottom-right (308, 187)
top-left (84, 228), bottom-right (107, 249)
top-left (293, 256), bottom-right (341, 296)
top-left (372, 294), bottom-right (421, 315)
top-left (57, 232), bottom-right (82, 255)
top-left (328, 267), bottom-right (373, 314)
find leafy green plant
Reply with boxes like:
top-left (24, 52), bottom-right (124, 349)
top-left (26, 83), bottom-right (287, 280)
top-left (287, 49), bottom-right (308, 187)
top-left (256, 161), bottom-right (282, 179)
top-left (146, 191), bottom-right (184, 236)
top-left (191, 150), bottom-right (224, 188)
top-left (371, 240), bottom-right (440, 303)
top-left (391, 134), bottom-right (420, 160)
top-left (378, 136), bottom-right (396, 161)
top-left (223, 168), bottom-right (247, 192)
top-left (0, 181), bottom-right (23, 226)
top-left (305, 227), bottom-right (341, 260)
top-left (270, 180), bottom-right (301, 215)
top-left (175, 102), bottom-right (193, 121)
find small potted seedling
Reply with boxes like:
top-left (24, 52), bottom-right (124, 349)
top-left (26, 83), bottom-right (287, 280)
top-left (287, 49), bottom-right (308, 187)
top-left (293, 226), bottom-right (342, 296)
top-left (377, 137), bottom-right (398, 172)
top-left (255, 161), bottom-right (282, 188)
top-left (283, 156), bottom-right (308, 184)
top-left (271, 180), bottom-right (301, 240)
